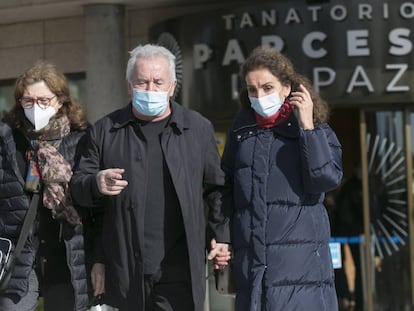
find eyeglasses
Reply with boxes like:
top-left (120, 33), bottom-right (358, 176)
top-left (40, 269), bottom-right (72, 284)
top-left (19, 96), bottom-right (57, 110)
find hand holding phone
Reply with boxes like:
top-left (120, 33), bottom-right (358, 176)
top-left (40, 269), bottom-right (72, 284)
top-left (288, 83), bottom-right (314, 130)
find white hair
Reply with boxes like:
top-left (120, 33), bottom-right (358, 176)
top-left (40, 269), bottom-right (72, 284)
top-left (126, 44), bottom-right (176, 83)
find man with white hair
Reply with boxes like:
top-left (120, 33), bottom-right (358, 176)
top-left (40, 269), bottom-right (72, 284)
top-left (71, 44), bottom-right (231, 310)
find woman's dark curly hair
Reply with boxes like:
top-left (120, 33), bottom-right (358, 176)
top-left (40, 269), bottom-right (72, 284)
top-left (3, 60), bottom-right (87, 130)
top-left (239, 46), bottom-right (330, 125)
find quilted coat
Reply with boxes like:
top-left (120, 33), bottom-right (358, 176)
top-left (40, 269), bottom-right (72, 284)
top-left (0, 121), bottom-right (89, 311)
top-left (221, 109), bottom-right (343, 311)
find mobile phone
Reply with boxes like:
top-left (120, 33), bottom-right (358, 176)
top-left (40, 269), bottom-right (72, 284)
top-left (289, 82), bottom-right (300, 97)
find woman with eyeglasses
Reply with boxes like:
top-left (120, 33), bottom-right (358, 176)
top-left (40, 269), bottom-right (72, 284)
top-left (0, 60), bottom-right (90, 311)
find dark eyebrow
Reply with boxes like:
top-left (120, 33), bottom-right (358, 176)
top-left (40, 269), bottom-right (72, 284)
top-left (262, 82), bottom-right (274, 86)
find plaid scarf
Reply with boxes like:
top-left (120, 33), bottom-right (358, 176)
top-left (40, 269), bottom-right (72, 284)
top-left (21, 115), bottom-right (81, 225)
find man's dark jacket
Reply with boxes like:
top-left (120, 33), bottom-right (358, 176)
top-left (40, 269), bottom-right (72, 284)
top-left (70, 102), bottom-right (229, 310)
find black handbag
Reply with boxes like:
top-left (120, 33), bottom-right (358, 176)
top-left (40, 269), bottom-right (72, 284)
top-left (0, 194), bottom-right (39, 291)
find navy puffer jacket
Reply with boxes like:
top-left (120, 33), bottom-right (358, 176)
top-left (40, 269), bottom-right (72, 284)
top-left (221, 109), bottom-right (343, 311)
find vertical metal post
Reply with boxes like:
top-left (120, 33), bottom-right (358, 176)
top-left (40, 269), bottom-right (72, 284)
top-left (359, 110), bottom-right (373, 311)
top-left (404, 109), bottom-right (414, 308)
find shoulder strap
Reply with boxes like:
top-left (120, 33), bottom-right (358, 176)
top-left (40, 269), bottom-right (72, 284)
top-left (13, 193), bottom-right (39, 257)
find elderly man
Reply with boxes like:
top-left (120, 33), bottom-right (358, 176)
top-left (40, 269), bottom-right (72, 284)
top-left (70, 44), bottom-right (231, 311)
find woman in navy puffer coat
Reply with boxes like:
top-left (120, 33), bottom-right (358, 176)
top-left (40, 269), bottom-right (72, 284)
top-left (221, 47), bottom-right (343, 311)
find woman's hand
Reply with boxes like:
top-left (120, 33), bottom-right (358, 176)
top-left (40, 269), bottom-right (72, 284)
top-left (91, 263), bottom-right (105, 297)
top-left (288, 84), bottom-right (314, 130)
top-left (208, 239), bottom-right (232, 270)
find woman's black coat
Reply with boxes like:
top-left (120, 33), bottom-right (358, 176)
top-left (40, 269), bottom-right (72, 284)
top-left (0, 121), bottom-right (89, 311)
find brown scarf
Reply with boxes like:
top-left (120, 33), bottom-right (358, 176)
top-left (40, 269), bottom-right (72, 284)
top-left (21, 115), bottom-right (81, 225)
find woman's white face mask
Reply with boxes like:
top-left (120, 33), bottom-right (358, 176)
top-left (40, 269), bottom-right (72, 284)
top-left (249, 92), bottom-right (283, 117)
top-left (24, 105), bottom-right (57, 131)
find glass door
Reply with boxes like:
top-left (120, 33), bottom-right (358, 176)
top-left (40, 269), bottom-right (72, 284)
top-left (361, 110), bottom-right (412, 311)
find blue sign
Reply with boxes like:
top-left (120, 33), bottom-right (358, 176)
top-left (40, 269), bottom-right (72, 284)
top-left (329, 242), bottom-right (342, 269)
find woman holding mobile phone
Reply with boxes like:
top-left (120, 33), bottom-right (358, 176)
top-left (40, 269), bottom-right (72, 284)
top-left (221, 46), bottom-right (343, 311)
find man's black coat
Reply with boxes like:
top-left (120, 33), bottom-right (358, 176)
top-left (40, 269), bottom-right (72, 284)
top-left (70, 102), bottom-right (230, 310)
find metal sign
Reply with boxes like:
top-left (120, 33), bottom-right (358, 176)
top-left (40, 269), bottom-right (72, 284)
top-left (150, 0), bottom-right (414, 118)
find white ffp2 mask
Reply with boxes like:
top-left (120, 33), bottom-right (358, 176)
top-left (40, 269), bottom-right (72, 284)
top-left (24, 105), bottom-right (57, 131)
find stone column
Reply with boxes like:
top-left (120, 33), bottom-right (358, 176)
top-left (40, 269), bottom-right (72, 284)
top-left (84, 4), bottom-right (126, 123)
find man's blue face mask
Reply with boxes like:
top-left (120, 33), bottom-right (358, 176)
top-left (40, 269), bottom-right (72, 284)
top-left (131, 87), bottom-right (170, 117)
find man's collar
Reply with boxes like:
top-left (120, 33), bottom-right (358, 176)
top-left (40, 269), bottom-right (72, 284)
top-left (112, 103), bottom-right (136, 129)
top-left (111, 101), bottom-right (188, 134)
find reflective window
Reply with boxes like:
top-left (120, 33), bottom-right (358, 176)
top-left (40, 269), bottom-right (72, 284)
top-left (0, 81), bottom-right (14, 114)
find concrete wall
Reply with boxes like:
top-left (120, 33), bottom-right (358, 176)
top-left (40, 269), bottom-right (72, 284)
top-left (0, 1), bottom-right (249, 120)
top-left (0, 1), bottom-right (248, 79)
top-left (0, 17), bottom-right (85, 79)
